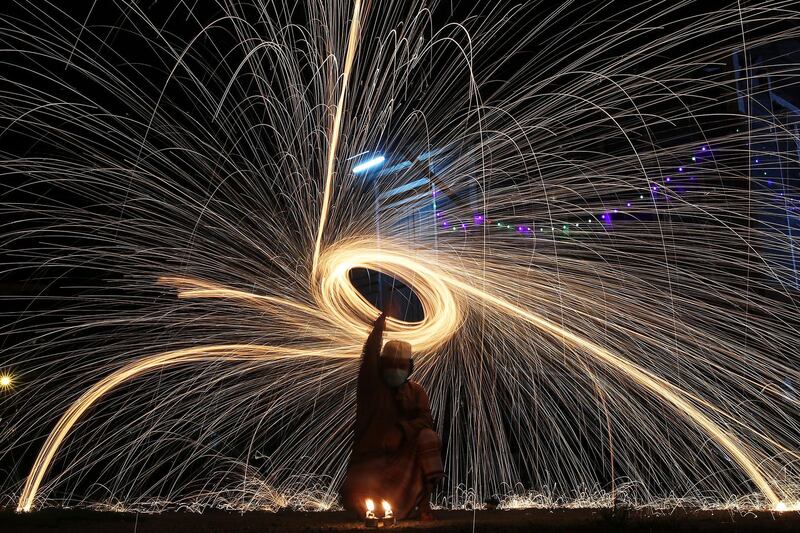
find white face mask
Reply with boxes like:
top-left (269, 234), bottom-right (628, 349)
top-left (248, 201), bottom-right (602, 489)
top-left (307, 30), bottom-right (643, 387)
top-left (382, 368), bottom-right (408, 388)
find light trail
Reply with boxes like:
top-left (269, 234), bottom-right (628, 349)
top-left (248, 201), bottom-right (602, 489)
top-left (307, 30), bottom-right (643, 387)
top-left (311, 0), bottom-right (363, 278)
top-left (17, 343), bottom-right (353, 513)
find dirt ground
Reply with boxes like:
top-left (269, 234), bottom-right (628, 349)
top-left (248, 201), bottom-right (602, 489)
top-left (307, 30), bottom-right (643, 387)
top-left (2, 507), bottom-right (799, 532)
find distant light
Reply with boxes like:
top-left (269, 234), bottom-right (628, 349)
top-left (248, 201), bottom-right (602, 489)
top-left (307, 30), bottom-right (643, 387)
top-left (755, 159), bottom-right (760, 163)
top-left (665, 177), bottom-right (671, 182)
top-left (702, 146), bottom-right (707, 151)
top-left (691, 156), bottom-right (696, 161)
top-left (626, 202), bottom-right (631, 207)
top-left (352, 155), bottom-right (385, 174)
top-left (0, 374), bottom-right (12, 389)
top-left (678, 167), bottom-right (684, 172)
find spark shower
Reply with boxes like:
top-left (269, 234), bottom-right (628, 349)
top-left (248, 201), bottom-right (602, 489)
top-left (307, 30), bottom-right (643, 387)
top-left (1, 0), bottom-right (799, 513)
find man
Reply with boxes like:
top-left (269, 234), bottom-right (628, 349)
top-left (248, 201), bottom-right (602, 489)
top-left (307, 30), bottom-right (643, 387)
top-left (341, 312), bottom-right (444, 521)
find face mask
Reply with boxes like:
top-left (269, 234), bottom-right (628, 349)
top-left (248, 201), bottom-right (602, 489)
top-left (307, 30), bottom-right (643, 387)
top-left (382, 368), bottom-right (408, 388)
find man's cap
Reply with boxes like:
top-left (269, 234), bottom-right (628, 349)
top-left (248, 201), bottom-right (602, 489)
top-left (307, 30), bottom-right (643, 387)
top-left (380, 340), bottom-right (412, 361)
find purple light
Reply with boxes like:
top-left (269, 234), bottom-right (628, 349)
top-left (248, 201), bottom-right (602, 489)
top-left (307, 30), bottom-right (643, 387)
top-left (442, 221), bottom-right (448, 227)
top-left (767, 180), bottom-right (774, 186)
top-left (665, 177), bottom-right (671, 182)
top-left (436, 211), bottom-right (442, 217)
top-left (613, 209), bottom-right (618, 213)
top-left (461, 223), bottom-right (467, 229)
top-left (626, 202), bottom-right (631, 207)
top-left (701, 146), bottom-right (707, 151)
top-left (755, 159), bottom-right (760, 164)
top-left (601, 214), bottom-right (607, 220)
top-left (651, 185), bottom-right (658, 191)
top-left (473, 214), bottom-right (484, 225)
top-left (678, 167), bottom-right (684, 172)
top-left (526, 227), bottom-right (532, 231)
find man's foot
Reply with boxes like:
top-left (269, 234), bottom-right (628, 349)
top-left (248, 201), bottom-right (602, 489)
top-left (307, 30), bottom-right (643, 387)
top-left (419, 509), bottom-right (436, 522)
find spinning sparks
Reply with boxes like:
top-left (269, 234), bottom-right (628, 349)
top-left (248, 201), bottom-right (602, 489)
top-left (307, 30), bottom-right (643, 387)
top-left (1, 0), bottom-right (800, 515)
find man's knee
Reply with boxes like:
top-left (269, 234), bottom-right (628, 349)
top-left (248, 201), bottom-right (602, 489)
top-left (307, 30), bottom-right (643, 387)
top-left (417, 428), bottom-right (441, 450)
top-left (416, 428), bottom-right (444, 482)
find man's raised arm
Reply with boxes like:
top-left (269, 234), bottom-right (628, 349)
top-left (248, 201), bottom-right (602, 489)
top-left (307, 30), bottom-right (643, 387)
top-left (359, 311), bottom-right (386, 391)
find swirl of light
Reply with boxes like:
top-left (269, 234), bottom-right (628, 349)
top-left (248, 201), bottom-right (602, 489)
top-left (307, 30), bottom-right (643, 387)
top-left (314, 240), bottom-right (462, 352)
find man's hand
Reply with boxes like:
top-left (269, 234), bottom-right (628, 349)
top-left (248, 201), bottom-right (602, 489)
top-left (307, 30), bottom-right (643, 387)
top-left (383, 425), bottom-right (404, 452)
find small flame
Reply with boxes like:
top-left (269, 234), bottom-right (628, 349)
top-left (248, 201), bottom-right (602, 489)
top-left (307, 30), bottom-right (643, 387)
top-left (365, 498), bottom-right (374, 512)
top-left (382, 500), bottom-right (391, 513)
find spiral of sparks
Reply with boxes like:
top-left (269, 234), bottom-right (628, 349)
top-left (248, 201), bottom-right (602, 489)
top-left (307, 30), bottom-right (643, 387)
top-left (1, 0), bottom-right (799, 513)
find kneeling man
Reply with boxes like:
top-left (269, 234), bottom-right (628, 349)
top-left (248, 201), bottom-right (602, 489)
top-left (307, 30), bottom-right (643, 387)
top-left (341, 312), bottom-right (443, 521)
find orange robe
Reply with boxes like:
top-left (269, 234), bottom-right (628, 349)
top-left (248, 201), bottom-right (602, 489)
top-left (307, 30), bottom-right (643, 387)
top-left (341, 322), bottom-right (443, 519)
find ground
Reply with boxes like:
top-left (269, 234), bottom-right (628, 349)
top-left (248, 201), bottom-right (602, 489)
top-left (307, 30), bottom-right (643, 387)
top-left (3, 508), bottom-right (800, 532)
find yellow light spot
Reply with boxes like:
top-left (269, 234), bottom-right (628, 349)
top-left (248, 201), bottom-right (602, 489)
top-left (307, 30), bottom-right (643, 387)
top-left (0, 374), bottom-right (12, 388)
top-left (773, 501), bottom-right (799, 512)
